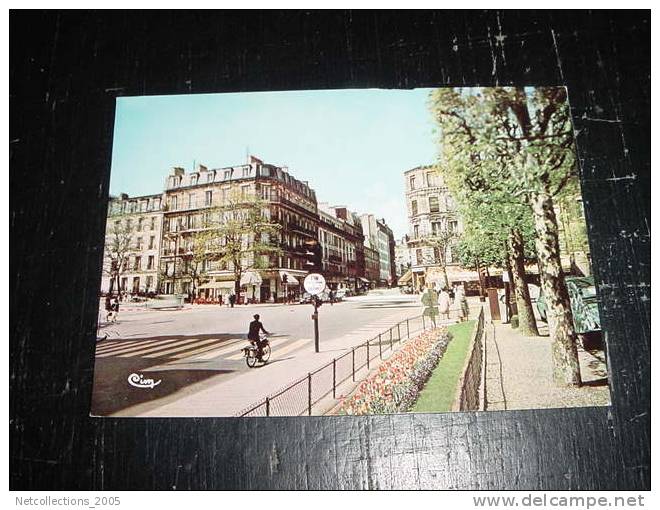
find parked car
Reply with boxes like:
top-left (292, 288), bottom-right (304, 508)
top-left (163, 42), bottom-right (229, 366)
top-left (536, 276), bottom-right (602, 349)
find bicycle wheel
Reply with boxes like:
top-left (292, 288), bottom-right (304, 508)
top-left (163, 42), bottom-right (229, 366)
top-left (245, 349), bottom-right (258, 368)
top-left (260, 344), bottom-right (271, 364)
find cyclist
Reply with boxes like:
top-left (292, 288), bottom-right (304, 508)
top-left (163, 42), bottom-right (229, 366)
top-left (247, 314), bottom-right (271, 359)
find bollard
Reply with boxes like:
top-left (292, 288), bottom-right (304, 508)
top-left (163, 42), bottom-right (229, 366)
top-left (378, 334), bottom-right (382, 359)
top-left (406, 319), bottom-right (410, 338)
top-left (307, 372), bottom-right (312, 416)
top-left (422, 314), bottom-right (426, 330)
top-left (389, 328), bottom-right (393, 350)
top-left (366, 341), bottom-right (370, 369)
top-left (265, 397), bottom-right (270, 417)
top-left (351, 347), bottom-right (355, 381)
top-left (397, 323), bottom-right (401, 343)
top-left (332, 359), bottom-right (336, 399)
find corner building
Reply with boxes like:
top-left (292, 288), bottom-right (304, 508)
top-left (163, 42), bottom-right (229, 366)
top-left (160, 159), bottom-right (318, 303)
top-left (404, 165), bottom-right (465, 291)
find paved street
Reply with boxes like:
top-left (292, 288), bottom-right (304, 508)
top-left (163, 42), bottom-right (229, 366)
top-left (92, 289), bottom-right (425, 416)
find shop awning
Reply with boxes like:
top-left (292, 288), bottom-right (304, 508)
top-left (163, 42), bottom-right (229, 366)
top-left (198, 279), bottom-right (235, 290)
top-left (425, 266), bottom-right (480, 283)
top-left (279, 271), bottom-right (299, 285)
top-left (397, 269), bottom-right (413, 285)
top-left (240, 271), bottom-right (263, 286)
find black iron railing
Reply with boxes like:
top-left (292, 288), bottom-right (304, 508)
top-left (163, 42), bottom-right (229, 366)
top-left (237, 314), bottom-right (431, 416)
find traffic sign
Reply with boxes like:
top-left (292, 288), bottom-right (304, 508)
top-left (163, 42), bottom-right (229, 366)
top-left (304, 273), bottom-right (326, 296)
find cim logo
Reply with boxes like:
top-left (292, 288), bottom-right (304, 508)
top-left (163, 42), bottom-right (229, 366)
top-left (127, 373), bottom-right (162, 389)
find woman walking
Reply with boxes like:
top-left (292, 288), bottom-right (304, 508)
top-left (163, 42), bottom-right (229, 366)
top-left (438, 287), bottom-right (451, 321)
top-left (421, 285), bottom-right (439, 329)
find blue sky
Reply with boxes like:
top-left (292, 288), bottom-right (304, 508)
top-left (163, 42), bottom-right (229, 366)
top-left (110, 88), bottom-right (439, 238)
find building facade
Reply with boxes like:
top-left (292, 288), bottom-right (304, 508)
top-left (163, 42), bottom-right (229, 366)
top-left (317, 203), bottom-right (364, 292)
top-left (404, 165), bottom-right (466, 291)
top-left (101, 193), bottom-right (164, 295)
top-left (159, 159), bottom-right (319, 303)
top-left (99, 156), bottom-right (402, 302)
top-left (359, 214), bottom-right (396, 286)
top-left (394, 235), bottom-right (411, 279)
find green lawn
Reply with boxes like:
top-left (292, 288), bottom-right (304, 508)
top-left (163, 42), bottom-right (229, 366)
top-left (411, 320), bottom-right (476, 413)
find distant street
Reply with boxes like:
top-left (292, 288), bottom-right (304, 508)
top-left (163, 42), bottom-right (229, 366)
top-left (93, 289), bottom-right (425, 416)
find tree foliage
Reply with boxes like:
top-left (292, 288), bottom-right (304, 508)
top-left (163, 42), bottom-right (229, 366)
top-left (202, 190), bottom-right (283, 295)
top-left (428, 86), bottom-right (583, 384)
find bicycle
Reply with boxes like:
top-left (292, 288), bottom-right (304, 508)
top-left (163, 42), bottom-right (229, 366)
top-left (242, 332), bottom-right (271, 368)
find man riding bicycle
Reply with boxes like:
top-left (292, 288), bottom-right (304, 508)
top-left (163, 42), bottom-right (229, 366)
top-left (247, 314), bottom-right (271, 359)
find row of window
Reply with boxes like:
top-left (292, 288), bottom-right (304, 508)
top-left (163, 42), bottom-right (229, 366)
top-left (411, 220), bottom-right (459, 239)
top-left (115, 197), bottom-right (162, 215)
top-left (114, 216), bottom-right (158, 232)
top-left (121, 255), bottom-right (157, 272)
top-left (411, 194), bottom-right (454, 216)
top-left (120, 275), bottom-right (156, 293)
top-left (409, 171), bottom-right (439, 191)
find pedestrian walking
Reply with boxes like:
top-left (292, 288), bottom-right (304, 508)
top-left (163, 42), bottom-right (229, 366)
top-left (421, 285), bottom-right (439, 328)
top-left (455, 285), bottom-right (469, 321)
top-left (228, 292), bottom-right (236, 308)
top-left (438, 287), bottom-right (451, 321)
top-left (104, 295), bottom-right (113, 322)
top-left (111, 297), bottom-right (120, 322)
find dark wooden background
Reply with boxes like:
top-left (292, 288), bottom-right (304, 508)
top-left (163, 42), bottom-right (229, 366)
top-left (10, 10), bottom-right (650, 490)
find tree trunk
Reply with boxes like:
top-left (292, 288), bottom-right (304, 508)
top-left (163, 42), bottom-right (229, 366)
top-left (507, 229), bottom-right (539, 336)
top-left (503, 242), bottom-right (516, 319)
top-left (441, 264), bottom-right (449, 290)
top-left (531, 191), bottom-right (581, 386)
top-left (475, 257), bottom-right (485, 296)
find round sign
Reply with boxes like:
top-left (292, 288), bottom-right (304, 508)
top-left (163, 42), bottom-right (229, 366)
top-left (303, 273), bottom-right (326, 296)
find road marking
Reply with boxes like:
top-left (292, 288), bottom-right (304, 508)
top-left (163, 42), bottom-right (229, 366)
top-left (172, 338), bottom-right (246, 360)
top-left (95, 337), bottom-right (171, 355)
top-left (142, 337), bottom-right (222, 358)
top-left (96, 338), bottom-right (183, 357)
top-left (111, 337), bottom-right (203, 358)
top-left (225, 337), bottom-right (311, 361)
top-left (270, 337), bottom-right (312, 358)
top-left (187, 338), bottom-right (250, 360)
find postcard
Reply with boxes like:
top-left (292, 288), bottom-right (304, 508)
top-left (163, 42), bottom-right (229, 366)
top-left (91, 87), bottom-right (610, 417)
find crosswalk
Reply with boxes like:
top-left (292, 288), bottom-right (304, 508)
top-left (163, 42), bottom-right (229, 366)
top-left (94, 314), bottom-right (422, 365)
top-left (94, 334), bottom-right (311, 363)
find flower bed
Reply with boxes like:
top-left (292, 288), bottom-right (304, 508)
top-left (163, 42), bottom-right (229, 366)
top-left (337, 328), bottom-right (452, 415)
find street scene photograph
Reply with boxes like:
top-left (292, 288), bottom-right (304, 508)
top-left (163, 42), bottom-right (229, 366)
top-left (91, 86), bottom-right (610, 417)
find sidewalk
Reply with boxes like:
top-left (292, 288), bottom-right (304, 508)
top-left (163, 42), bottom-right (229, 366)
top-left (485, 313), bottom-right (610, 411)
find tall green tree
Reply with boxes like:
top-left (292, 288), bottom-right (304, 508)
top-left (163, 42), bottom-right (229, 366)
top-left (104, 218), bottom-right (135, 296)
top-left (429, 86), bottom-right (582, 386)
top-left (204, 190), bottom-right (282, 297)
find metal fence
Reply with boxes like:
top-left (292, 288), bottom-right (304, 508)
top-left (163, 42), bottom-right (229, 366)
top-left (237, 314), bottom-right (432, 416)
top-left (452, 306), bottom-right (485, 412)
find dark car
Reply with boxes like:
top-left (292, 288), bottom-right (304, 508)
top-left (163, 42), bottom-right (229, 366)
top-left (536, 276), bottom-right (602, 349)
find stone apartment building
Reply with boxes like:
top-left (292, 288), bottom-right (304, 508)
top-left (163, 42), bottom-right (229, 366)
top-left (317, 203), bottom-right (365, 293)
top-left (404, 165), bottom-right (465, 291)
top-left (159, 158), bottom-right (319, 302)
top-left (359, 213), bottom-right (396, 286)
top-left (100, 193), bottom-right (164, 295)
top-left (99, 156), bottom-right (400, 301)
top-left (394, 236), bottom-right (411, 279)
